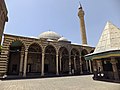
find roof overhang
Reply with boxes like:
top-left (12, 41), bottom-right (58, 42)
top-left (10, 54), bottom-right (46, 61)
top-left (85, 50), bottom-right (120, 60)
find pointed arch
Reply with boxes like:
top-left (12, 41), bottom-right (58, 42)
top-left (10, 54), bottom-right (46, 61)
top-left (45, 45), bottom-right (56, 55)
top-left (27, 43), bottom-right (42, 75)
top-left (7, 40), bottom-right (25, 75)
top-left (9, 39), bottom-right (26, 49)
top-left (71, 48), bottom-right (80, 74)
top-left (81, 49), bottom-right (88, 56)
top-left (58, 47), bottom-right (69, 74)
top-left (81, 49), bottom-right (88, 73)
top-left (44, 45), bottom-right (56, 74)
top-left (28, 43), bottom-right (42, 53)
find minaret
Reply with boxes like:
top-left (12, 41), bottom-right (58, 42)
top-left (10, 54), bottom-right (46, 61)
top-left (78, 3), bottom-right (87, 45)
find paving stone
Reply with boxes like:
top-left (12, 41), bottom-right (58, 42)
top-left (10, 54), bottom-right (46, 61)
top-left (0, 75), bottom-right (119, 90)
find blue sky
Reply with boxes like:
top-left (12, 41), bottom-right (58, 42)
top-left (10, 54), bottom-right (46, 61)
top-left (5, 0), bottom-right (120, 46)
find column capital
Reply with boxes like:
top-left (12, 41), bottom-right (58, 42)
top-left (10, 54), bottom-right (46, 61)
top-left (21, 54), bottom-right (24, 57)
top-left (42, 46), bottom-right (45, 53)
top-left (25, 49), bottom-right (28, 52)
top-left (97, 60), bottom-right (102, 66)
top-left (23, 49), bottom-right (28, 77)
top-left (42, 52), bottom-right (45, 55)
top-left (111, 57), bottom-right (117, 64)
top-left (97, 60), bottom-right (101, 63)
top-left (89, 60), bottom-right (92, 73)
top-left (74, 56), bottom-right (76, 59)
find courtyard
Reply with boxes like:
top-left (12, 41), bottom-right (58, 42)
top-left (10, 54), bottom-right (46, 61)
top-left (0, 75), bottom-right (119, 90)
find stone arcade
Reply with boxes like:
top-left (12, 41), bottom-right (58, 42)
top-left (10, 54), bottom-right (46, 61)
top-left (1, 32), bottom-right (94, 77)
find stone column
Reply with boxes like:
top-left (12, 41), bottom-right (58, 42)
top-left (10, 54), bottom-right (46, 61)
top-left (80, 56), bottom-right (83, 74)
top-left (92, 60), bottom-right (98, 79)
top-left (97, 60), bottom-right (103, 72)
top-left (69, 55), bottom-right (71, 75)
top-left (23, 49), bottom-right (28, 77)
top-left (56, 54), bottom-right (59, 75)
top-left (41, 52), bottom-right (45, 76)
top-left (19, 54), bottom-right (24, 76)
top-left (86, 60), bottom-right (89, 72)
top-left (89, 60), bottom-right (92, 73)
top-left (60, 56), bottom-right (62, 73)
top-left (96, 60), bottom-right (103, 77)
top-left (111, 57), bottom-right (119, 80)
top-left (74, 56), bottom-right (77, 71)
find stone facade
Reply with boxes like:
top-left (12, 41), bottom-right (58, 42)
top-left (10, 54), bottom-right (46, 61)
top-left (0, 33), bottom-right (94, 77)
top-left (0, 0), bottom-right (8, 44)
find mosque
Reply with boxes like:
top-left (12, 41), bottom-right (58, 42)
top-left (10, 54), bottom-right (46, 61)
top-left (1, 0), bottom-right (120, 83)
top-left (0, 1), bottom-right (94, 78)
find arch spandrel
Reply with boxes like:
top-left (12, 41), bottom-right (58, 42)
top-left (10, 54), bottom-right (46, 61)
top-left (58, 45), bottom-right (70, 54)
top-left (81, 49), bottom-right (88, 56)
top-left (70, 45), bottom-right (81, 54)
top-left (44, 44), bottom-right (57, 54)
top-left (9, 40), bottom-right (25, 49)
top-left (58, 47), bottom-right (69, 55)
top-left (28, 43), bottom-right (42, 52)
top-left (45, 45), bottom-right (56, 54)
top-left (28, 43), bottom-right (42, 50)
top-left (7, 40), bottom-right (27, 75)
top-left (8, 39), bottom-right (28, 51)
top-left (71, 48), bottom-right (80, 56)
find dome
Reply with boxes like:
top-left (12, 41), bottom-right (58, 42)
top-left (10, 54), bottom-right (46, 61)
top-left (38, 31), bottom-right (61, 40)
top-left (58, 37), bottom-right (68, 42)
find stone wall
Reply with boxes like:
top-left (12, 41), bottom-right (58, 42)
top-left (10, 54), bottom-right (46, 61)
top-left (0, 0), bottom-right (8, 44)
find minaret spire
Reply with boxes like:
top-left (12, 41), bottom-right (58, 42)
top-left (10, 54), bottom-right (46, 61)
top-left (78, 2), bottom-right (88, 45)
top-left (79, 1), bottom-right (82, 9)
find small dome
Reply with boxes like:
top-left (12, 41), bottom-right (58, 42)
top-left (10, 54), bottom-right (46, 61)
top-left (38, 31), bottom-right (61, 40)
top-left (58, 37), bottom-right (68, 42)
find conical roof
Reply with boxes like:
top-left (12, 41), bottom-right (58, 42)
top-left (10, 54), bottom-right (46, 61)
top-left (94, 22), bottom-right (120, 53)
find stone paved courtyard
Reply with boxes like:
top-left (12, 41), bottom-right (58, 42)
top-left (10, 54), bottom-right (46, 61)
top-left (0, 75), bottom-right (119, 90)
